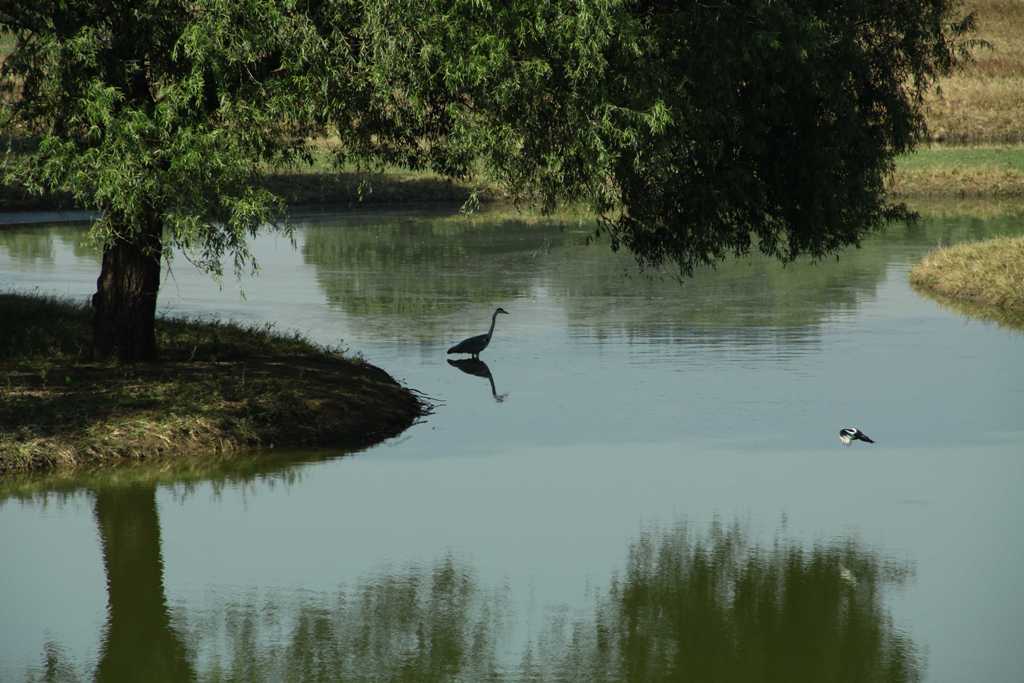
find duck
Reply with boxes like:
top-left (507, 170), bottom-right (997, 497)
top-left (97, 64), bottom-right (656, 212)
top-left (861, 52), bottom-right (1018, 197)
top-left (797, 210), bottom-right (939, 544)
top-left (839, 427), bottom-right (875, 446)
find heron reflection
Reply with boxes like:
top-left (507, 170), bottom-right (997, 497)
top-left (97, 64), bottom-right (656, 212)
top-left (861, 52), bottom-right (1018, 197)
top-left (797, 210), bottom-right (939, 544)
top-left (448, 357), bottom-right (507, 402)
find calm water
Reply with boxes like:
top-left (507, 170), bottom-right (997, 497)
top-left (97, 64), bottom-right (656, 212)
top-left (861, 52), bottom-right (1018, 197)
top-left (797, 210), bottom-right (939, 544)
top-left (1, 207), bottom-right (1023, 682)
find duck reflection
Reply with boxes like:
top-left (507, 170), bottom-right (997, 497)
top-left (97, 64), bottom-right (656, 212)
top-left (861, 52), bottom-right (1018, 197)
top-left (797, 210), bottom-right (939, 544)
top-left (448, 357), bottom-right (507, 402)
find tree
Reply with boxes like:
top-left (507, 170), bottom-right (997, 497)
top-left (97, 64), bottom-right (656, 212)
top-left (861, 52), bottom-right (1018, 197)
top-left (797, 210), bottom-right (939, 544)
top-left (2, 1), bottom-right (974, 361)
top-left (355, 0), bottom-right (975, 272)
top-left (1, 1), bottom-right (348, 360)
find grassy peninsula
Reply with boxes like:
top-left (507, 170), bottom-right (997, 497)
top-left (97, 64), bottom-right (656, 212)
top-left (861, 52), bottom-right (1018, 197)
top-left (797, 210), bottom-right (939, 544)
top-left (0, 293), bottom-right (426, 475)
top-left (910, 236), bottom-right (1024, 327)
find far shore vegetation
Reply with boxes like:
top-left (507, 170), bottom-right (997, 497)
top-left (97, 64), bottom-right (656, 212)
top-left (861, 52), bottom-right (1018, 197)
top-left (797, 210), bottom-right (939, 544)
top-left (910, 236), bottom-right (1024, 328)
top-left (0, 293), bottom-right (426, 475)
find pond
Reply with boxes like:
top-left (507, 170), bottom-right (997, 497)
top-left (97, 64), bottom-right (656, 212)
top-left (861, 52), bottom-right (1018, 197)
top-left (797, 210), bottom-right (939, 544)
top-left (1, 206), bottom-right (1023, 681)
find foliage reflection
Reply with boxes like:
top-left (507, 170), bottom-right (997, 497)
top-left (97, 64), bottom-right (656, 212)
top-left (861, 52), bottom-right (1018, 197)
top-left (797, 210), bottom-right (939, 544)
top-left (298, 207), bottom-right (1024, 347)
top-left (20, 490), bottom-right (920, 683)
top-left (190, 522), bottom-right (919, 682)
top-left (523, 523), bottom-right (919, 682)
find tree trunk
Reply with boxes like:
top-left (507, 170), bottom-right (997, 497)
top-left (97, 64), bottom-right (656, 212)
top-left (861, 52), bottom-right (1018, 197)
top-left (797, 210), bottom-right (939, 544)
top-left (92, 212), bottom-right (163, 361)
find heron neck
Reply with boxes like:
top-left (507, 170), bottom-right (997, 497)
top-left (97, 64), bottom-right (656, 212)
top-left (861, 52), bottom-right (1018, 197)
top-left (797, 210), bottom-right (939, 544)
top-left (487, 311), bottom-right (498, 338)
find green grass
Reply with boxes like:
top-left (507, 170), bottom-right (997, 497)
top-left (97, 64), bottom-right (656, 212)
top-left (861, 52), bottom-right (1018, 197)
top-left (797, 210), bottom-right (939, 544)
top-left (890, 144), bottom-right (1024, 197)
top-left (896, 145), bottom-right (1024, 172)
top-left (0, 293), bottom-right (426, 475)
top-left (910, 235), bottom-right (1024, 328)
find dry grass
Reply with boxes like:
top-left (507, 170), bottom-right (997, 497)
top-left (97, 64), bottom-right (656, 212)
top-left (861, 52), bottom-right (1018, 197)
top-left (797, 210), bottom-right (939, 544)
top-left (924, 0), bottom-right (1024, 144)
top-left (890, 1), bottom-right (1024, 196)
top-left (910, 235), bottom-right (1024, 326)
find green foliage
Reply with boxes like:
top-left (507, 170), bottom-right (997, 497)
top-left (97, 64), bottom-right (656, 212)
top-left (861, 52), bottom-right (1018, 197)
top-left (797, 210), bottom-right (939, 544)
top-left (0, 1), bottom-right (342, 276)
top-left (1, 0), bottom-right (976, 281)
top-left (355, 0), bottom-right (976, 273)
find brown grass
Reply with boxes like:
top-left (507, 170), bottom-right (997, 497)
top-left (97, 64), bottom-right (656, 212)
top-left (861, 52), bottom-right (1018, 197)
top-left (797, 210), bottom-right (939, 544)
top-left (924, 0), bottom-right (1024, 143)
top-left (910, 235), bottom-right (1024, 326)
top-left (891, 161), bottom-right (1024, 197)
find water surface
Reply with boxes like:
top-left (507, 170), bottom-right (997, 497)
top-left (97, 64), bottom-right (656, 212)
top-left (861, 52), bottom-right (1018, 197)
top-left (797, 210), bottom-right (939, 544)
top-left (1, 207), bottom-right (1023, 681)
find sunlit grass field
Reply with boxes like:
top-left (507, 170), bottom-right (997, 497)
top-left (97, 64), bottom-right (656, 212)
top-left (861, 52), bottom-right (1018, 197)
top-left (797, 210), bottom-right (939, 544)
top-left (890, 0), bottom-right (1024, 195)
top-left (924, 0), bottom-right (1024, 144)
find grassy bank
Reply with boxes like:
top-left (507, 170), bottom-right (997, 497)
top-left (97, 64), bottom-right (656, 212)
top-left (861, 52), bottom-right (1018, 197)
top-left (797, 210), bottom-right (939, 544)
top-left (891, 145), bottom-right (1024, 198)
top-left (0, 293), bottom-right (427, 475)
top-left (910, 236), bottom-right (1024, 327)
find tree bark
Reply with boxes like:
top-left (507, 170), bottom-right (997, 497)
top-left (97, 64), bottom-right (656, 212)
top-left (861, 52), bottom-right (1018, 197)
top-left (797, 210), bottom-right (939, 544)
top-left (92, 212), bottom-right (163, 361)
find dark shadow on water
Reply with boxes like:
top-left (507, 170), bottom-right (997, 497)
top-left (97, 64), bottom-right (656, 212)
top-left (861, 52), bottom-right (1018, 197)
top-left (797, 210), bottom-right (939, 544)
top-left (20, 482), bottom-right (199, 681)
top-left (448, 357), bottom-right (507, 402)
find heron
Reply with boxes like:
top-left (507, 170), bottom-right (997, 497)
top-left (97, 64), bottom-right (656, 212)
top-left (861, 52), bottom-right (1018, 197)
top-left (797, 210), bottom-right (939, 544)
top-left (447, 307), bottom-right (509, 358)
top-left (839, 427), bottom-right (875, 445)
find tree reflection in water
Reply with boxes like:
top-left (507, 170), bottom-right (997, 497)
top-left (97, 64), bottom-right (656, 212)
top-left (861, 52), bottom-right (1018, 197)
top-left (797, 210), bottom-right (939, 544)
top-left (92, 486), bottom-right (194, 682)
top-left (20, 476), bottom-right (918, 682)
top-left (190, 522), bottom-right (919, 682)
top-left (523, 522), bottom-right (919, 682)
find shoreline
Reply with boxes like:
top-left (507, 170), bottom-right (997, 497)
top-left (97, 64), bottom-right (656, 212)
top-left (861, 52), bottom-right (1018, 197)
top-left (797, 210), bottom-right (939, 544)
top-left (3, 144), bottom-right (1024, 220)
top-left (909, 236), bottom-right (1024, 330)
top-left (0, 294), bottom-right (429, 476)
